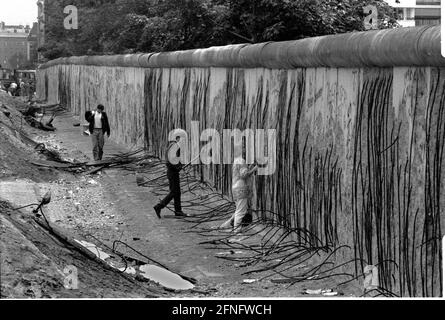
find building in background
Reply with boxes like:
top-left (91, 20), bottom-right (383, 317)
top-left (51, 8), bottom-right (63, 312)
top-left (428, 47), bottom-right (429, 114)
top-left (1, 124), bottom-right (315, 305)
top-left (385, 0), bottom-right (440, 27)
top-left (0, 23), bottom-right (31, 69)
top-left (415, 0), bottom-right (441, 26)
top-left (27, 23), bottom-right (38, 65)
top-left (385, 0), bottom-right (416, 27)
top-left (37, 0), bottom-right (45, 63)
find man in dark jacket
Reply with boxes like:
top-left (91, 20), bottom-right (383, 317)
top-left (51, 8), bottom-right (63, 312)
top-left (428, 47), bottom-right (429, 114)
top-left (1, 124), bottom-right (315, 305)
top-left (154, 140), bottom-right (187, 218)
top-left (85, 104), bottom-right (110, 161)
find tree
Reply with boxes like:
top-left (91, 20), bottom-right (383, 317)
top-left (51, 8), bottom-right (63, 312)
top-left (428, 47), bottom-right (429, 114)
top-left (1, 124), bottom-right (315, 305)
top-left (42, 0), bottom-right (399, 59)
top-left (222, 0), bottom-right (398, 43)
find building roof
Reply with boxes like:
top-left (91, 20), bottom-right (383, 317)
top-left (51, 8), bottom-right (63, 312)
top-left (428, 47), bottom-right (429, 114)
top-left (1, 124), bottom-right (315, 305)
top-left (27, 23), bottom-right (38, 40)
top-left (0, 33), bottom-right (29, 39)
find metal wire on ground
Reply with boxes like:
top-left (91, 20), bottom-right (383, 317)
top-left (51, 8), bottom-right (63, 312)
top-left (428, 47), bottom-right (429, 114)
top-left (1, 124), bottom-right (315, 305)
top-left (133, 158), bottom-right (363, 291)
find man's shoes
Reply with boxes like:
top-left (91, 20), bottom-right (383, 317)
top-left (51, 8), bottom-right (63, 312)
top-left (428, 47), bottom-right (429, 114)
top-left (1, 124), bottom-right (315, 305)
top-left (219, 219), bottom-right (233, 230)
top-left (174, 211), bottom-right (187, 217)
top-left (154, 206), bottom-right (162, 219)
top-left (229, 235), bottom-right (248, 243)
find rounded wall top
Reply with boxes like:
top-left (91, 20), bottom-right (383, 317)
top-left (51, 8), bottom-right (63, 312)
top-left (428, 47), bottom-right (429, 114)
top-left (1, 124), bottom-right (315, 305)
top-left (39, 25), bottom-right (445, 70)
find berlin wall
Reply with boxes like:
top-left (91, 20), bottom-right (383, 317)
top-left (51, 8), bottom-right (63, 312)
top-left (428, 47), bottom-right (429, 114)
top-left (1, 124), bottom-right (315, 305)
top-left (37, 25), bottom-right (445, 297)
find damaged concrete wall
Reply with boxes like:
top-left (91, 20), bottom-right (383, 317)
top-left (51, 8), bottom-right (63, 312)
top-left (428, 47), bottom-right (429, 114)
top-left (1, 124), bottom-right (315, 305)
top-left (37, 25), bottom-right (445, 297)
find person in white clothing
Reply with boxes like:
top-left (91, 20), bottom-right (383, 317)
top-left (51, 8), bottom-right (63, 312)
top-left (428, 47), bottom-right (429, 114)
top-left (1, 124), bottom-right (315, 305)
top-left (8, 82), bottom-right (17, 96)
top-left (220, 156), bottom-right (259, 233)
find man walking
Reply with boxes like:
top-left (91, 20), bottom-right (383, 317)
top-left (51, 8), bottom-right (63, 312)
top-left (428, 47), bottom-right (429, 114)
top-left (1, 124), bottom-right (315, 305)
top-left (85, 104), bottom-right (110, 161)
top-left (153, 139), bottom-right (187, 219)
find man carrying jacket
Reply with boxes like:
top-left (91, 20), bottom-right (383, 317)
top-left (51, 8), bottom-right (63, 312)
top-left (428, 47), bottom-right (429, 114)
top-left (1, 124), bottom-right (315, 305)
top-left (85, 104), bottom-right (110, 161)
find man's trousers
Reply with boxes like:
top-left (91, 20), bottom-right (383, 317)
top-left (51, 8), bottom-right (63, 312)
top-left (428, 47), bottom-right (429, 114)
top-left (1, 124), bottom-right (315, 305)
top-left (220, 198), bottom-right (249, 232)
top-left (92, 129), bottom-right (104, 161)
top-left (158, 168), bottom-right (182, 213)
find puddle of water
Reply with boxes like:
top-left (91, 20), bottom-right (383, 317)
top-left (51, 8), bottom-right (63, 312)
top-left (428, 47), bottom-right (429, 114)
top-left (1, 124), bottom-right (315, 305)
top-left (138, 264), bottom-right (194, 290)
top-left (74, 239), bottom-right (111, 261)
top-left (116, 266), bottom-right (137, 275)
top-left (73, 239), bottom-right (194, 291)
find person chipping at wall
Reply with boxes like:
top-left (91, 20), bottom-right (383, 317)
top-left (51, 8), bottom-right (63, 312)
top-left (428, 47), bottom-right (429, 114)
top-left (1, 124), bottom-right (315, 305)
top-left (219, 156), bottom-right (256, 233)
top-left (219, 145), bottom-right (269, 234)
top-left (85, 104), bottom-right (110, 161)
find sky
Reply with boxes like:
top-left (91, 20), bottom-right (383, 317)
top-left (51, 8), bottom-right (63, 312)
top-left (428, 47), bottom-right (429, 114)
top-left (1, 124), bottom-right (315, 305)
top-left (0, 0), bottom-right (38, 26)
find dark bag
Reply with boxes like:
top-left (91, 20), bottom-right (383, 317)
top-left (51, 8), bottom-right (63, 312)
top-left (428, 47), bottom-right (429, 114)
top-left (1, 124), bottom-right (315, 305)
top-left (85, 110), bottom-right (93, 121)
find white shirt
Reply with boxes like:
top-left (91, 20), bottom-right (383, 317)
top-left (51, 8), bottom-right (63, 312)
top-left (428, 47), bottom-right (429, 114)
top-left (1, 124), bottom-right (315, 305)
top-left (94, 111), bottom-right (102, 129)
top-left (232, 157), bottom-right (252, 200)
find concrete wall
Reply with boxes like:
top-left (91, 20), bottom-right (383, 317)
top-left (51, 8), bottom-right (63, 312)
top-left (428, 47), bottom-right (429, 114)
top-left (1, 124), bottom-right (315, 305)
top-left (37, 26), bottom-right (445, 297)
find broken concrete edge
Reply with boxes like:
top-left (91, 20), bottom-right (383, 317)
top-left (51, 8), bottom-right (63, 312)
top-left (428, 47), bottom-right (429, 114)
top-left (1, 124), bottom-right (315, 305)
top-left (30, 158), bottom-right (126, 170)
top-left (31, 215), bottom-right (164, 297)
top-left (39, 25), bottom-right (444, 69)
top-left (1, 203), bottom-right (160, 297)
top-left (0, 214), bottom-right (68, 298)
top-left (0, 118), bottom-right (39, 147)
top-left (31, 158), bottom-right (147, 174)
top-left (30, 160), bottom-right (86, 169)
top-left (31, 213), bottom-right (200, 293)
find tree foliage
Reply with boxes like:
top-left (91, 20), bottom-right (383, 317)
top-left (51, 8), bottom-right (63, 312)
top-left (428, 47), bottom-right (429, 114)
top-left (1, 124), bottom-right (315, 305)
top-left (41, 0), bottom-right (399, 60)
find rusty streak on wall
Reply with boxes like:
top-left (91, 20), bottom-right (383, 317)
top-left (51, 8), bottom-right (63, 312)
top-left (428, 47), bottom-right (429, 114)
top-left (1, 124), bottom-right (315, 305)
top-left (37, 26), bottom-right (444, 297)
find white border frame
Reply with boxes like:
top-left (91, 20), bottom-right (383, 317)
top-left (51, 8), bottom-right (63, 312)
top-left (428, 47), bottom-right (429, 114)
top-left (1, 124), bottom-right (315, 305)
top-left (442, 0), bottom-right (445, 57)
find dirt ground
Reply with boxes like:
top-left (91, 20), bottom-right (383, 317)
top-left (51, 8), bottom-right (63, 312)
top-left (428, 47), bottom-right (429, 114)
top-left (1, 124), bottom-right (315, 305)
top-left (0, 92), bottom-right (363, 299)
